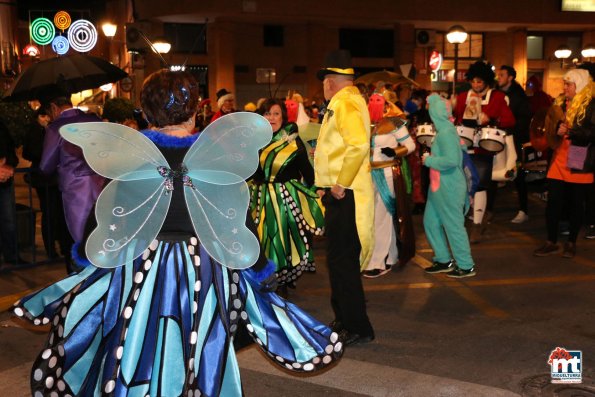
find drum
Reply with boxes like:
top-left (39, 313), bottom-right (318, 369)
top-left (415, 123), bottom-right (435, 146)
top-left (456, 125), bottom-right (476, 147)
top-left (479, 127), bottom-right (506, 152)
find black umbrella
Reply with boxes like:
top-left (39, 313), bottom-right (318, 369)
top-left (3, 54), bottom-right (128, 102)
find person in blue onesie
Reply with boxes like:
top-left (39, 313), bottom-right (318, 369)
top-left (422, 94), bottom-right (476, 278)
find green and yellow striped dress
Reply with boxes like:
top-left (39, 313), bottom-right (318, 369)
top-left (250, 125), bottom-right (324, 286)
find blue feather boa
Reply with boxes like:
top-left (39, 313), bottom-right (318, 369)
top-left (141, 129), bottom-right (199, 148)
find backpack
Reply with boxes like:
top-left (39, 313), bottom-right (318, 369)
top-left (462, 149), bottom-right (479, 197)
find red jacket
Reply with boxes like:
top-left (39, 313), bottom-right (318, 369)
top-left (454, 89), bottom-right (515, 130)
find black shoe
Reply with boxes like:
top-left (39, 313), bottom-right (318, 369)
top-left (424, 260), bottom-right (455, 274)
top-left (446, 266), bottom-right (476, 278)
top-left (362, 267), bottom-right (391, 278)
top-left (329, 320), bottom-right (344, 332)
top-left (339, 330), bottom-right (375, 346)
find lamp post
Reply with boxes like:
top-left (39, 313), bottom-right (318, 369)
top-left (554, 45), bottom-right (572, 68)
top-left (446, 25), bottom-right (468, 96)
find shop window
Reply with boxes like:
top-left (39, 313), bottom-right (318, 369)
top-left (435, 32), bottom-right (484, 59)
top-left (263, 25), bottom-right (284, 47)
top-left (339, 29), bottom-right (394, 58)
top-left (527, 36), bottom-right (544, 60)
top-left (163, 23), bottom-right (207, 54)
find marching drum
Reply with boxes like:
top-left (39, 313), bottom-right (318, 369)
top-left (456, 125), bottom-right (476, 148)
top-left (479, 127), bottom-right (506, 153)
top-left (415, 123), bottom-right (435, 147)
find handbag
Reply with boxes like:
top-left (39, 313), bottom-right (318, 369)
top-left (567, 143), bottom-right (590, 171)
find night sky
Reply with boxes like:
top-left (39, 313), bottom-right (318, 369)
top-left (17, 0), bottom-right (107, 23)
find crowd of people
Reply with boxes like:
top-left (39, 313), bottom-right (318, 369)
top-left (0, 48), bottom-right (594, 395)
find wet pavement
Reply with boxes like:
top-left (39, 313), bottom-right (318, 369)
top-left (1, 176), bottom-right (594, 396)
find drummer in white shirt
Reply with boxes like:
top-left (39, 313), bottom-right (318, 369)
top-left (452, 61), bottom-right (516, 243)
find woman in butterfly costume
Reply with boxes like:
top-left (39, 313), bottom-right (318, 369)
top-left (13, 70), bottom-right (343, 397)
top-left (250, 98), bottom-right (324, 289)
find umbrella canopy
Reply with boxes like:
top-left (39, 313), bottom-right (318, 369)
top-left (355, 70), bottom-right (420, 88)
top-left (3, 54), bottom-right (128, 102)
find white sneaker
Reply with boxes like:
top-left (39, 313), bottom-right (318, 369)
top-left (511, 211), bottom-right (529, 224)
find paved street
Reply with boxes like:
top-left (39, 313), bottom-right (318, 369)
top-left (1, 181), bottom-right (595, 396)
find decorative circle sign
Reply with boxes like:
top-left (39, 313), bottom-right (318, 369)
top-left (31, 17), bottom-right (56, 45)
top-left (54, 11), bottom-right (72, 31)
top-left (67, 19), bottom-right (98, 52)
top-left (52, 36), bottom-right (70, 55)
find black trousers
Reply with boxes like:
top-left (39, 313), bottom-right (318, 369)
top-left (546, 178), bottom-right (589, 243)
top-left (35, 184), bottom-right (73, 259)
top-left (322, 190), bottom-right (373, 337)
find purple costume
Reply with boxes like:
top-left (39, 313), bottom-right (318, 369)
top-left (40, 109), bottom-right (105, 242)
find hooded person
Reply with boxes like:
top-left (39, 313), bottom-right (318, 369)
top-left (423, 94), bottom-right (476, 278)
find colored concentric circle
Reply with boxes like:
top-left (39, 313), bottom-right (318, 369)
top-left (67, 19), bottom-right (97, 52)
top-left (31, 17), bottom-right (56, 46)
top-left (54, 11), bottom-right (72, 31)
top-left (52, 36), bottom-right (70, 55)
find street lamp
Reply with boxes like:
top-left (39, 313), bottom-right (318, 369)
top-left (581, 44), bottom-right (595, 61)
top-left (554, 45), bottom-right (572, 68)
top-left (101, 22), bottom-right (117, 39)
top-left (446, 25), bottom-right (468, 96)
top-left (152, 37), bottom-right (171, 54)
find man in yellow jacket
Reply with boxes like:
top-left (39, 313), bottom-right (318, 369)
top-left (315, 50), bottom-right (375, 345)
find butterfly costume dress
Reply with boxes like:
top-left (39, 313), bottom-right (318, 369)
top-left (13, 113), bottom-right (343, 397)
top-left (249, 123), bottom-right (324, 287)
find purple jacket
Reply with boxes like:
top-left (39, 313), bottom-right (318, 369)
top-left (40, 108), bottom-right (105, 242)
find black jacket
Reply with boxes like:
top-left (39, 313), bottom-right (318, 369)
top-left (500, 81), bottom-right (532, 143)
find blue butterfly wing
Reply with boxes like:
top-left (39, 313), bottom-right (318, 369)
top-left (59, 122), bottom-right (171, 268)
top-left (60, 122), bottom-right (166, 180)
top-left (185, 112), bottom-right (273, 184)
top-left (184, 180), bottom-right (258, 269)
top-left (183, 113), bottom-right (272, 269)
top-left (86, 178), bottom-right (171, 268)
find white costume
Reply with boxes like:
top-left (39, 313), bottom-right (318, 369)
top-left (366, 124), bottom-right (416, 271)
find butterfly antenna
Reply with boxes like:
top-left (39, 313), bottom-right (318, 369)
top-left (272, 72), bottom-right (291, 99)
top-left (182, 18), bottom-right (209, 68)
top-left (138, 29), bottom-right (169, 67)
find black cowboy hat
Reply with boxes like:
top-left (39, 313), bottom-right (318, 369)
top-left (317, 50), bottom-right (355, 81)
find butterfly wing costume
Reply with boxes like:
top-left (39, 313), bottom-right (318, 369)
top-left (13, 113), bottom-right (343, 397)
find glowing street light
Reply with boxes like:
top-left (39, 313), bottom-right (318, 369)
top-left (555, 45), bottom-right (572, 68)
top-left (102, 22), bottom-right (117, 38)
top-left (581, 44), bottom-right (595, 60)
top-left (152, 38), bottom-right (171, 54)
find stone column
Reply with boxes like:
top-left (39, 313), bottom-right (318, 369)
top-left (209, 20), bottom-right (235, 108)
top-left (509, 28), bottom-right (528, 88)
top-left (393, 23), bottom-right (415, 75)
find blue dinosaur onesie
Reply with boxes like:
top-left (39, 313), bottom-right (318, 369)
top-left (423, 94), bottom-right (474, 270)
